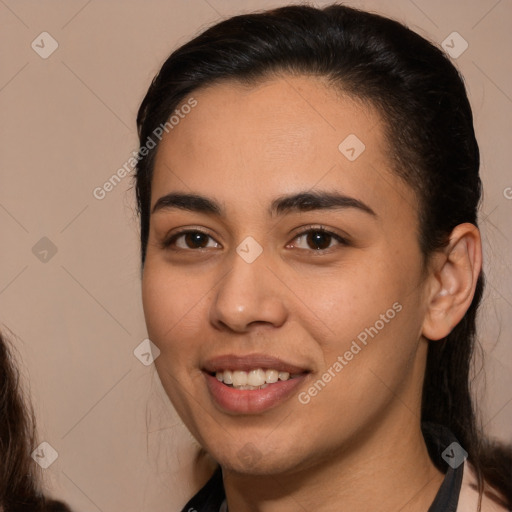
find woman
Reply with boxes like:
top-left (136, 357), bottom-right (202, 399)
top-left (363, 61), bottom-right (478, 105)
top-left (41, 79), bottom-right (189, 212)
top-left (0, 330), bottom-right (72, 511)
top-left (135, 4), bottom-right (511, 511)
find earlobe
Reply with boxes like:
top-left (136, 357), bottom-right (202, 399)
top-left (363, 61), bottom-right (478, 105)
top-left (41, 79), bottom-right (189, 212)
top-left (422, 223), bottom-right (482, 341)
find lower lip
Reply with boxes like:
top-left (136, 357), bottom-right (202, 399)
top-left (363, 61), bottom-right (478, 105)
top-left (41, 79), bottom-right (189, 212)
top-left (204, 372), bottom-right (307, 414)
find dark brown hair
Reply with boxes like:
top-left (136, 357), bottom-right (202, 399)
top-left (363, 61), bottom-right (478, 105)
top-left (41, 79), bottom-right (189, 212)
top-left (134, 3), bottom-right (511, 508)
top-left (0, 330), bottom-right (72, 512)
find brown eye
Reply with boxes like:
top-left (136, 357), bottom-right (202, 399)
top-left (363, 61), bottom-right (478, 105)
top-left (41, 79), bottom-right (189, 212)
top-left (305, 231), bottom-right (333, 250)
top-left (162, 230), bottom-right (220, 250)
top-left (184, 232), bottom-right (208, 248)
top-left (289, 227), bottom-right (349, 252)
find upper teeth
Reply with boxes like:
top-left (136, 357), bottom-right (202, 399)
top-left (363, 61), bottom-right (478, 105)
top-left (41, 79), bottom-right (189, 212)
top-left (215, 369), bottom-right (291, 387)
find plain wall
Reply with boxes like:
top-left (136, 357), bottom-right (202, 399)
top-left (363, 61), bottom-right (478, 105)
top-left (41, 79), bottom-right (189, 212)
top-left (0, 1), bottom-right (511, 510)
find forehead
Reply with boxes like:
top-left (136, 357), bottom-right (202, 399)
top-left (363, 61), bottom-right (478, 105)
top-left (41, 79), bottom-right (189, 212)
top-left (159, 75), bottom-right (377, 164)
top-left (151, 74), bottom-right (416, 223)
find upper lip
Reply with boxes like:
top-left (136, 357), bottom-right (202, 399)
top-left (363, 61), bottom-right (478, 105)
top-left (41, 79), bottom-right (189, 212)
top-left (203, 354), bottom-right (310, 374)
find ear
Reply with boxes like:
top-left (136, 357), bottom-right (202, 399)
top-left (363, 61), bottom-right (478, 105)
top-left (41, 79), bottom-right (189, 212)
top-left (422, 223), bottom-right (482, 341)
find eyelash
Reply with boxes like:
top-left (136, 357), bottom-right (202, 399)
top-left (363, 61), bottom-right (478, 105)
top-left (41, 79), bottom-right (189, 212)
top-left (161, 225), bottom-right (349, 253)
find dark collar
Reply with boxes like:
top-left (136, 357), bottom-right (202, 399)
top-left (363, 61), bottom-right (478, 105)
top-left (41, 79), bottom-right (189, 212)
top-left (180, 422), bottom-right (464, 512)
top-left (423, 422), bottom-right (465, 512)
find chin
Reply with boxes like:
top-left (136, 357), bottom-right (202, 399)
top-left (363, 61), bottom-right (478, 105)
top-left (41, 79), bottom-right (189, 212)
top-left (218, 454), bottom-right (296, 476)
top-left (203, 437), bottom-right (308, 477)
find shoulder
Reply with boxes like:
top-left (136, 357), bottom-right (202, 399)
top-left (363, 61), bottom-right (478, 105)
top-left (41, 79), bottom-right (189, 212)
top-left (457, 461), bottom-right (509, 512)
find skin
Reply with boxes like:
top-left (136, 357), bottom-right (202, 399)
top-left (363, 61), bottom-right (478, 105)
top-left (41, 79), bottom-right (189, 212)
top-left (141, 75), bottom-right (482, 512)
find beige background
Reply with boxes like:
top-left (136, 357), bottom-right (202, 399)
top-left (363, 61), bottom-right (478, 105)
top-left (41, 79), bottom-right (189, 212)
top-left (0, 0), bottom-right (511, 510)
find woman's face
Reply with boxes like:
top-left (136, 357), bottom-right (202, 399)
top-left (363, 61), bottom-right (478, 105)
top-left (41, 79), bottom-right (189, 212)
top-left (142, 75), bottom-right (432, 475)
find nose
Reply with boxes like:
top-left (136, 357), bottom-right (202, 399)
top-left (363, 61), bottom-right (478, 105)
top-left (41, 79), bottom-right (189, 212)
top-left (209, 249), bottom-right (288, 333)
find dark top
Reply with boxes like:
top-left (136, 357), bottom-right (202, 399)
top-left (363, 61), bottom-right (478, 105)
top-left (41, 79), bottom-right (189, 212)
top-left (180, 422), bottom-right (464, 512)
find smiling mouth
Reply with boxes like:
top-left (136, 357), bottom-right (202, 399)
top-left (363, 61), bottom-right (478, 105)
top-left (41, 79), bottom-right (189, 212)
top-left (209, 368), bottom-right (306, 390)
top-left (203, 356), bottom-right (310, 413)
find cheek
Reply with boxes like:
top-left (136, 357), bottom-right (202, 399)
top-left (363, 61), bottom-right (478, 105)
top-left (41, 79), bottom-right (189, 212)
top-left (141, 261), bottom-right (206, 362)
top-left (306, 251), bottom-right (424, 382)
top-left (291, 257), bottom-right (403, 344)
top-left (142, 262), bottom-right (211, 417)
top-left (295, 301), bottom-right (423, 446)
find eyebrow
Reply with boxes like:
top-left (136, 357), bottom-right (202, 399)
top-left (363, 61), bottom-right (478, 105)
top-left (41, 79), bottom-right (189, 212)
top-left (151, 190), bottom-right (377, 217)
